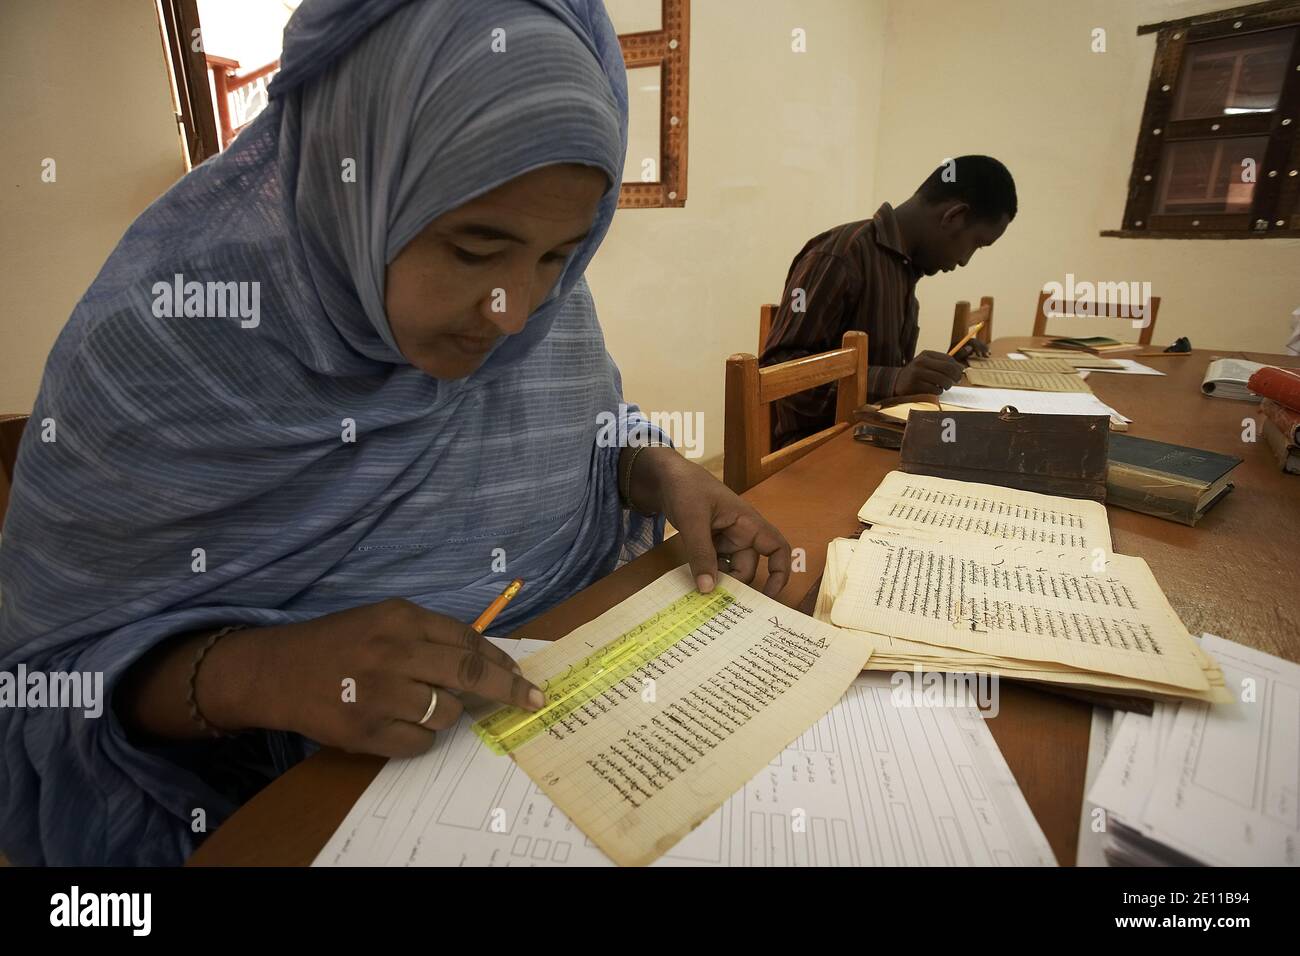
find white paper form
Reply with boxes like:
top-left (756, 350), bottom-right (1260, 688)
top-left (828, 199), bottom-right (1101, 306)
top-left (1082, 359), bottom-right (1164, 376)
top-left (1087, 634), bottom-right (1300, 866)
top-left (939, 386), bottom-right (1132, 423)
top-left (1004, 355), bottom-right (1165, 375)
top-left (1075, 707), bottom-right (1115, 867)
top-left (1084, 704), bottom-right (1174, 829)
top-left (1139, 635), bottom-right (1300, 866)
top-left (314, 650), bottom-right (1056, 867)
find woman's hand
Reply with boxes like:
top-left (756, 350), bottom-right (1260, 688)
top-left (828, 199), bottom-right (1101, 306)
top-left (143, 600), bottom-right (546, 758)
top-left (251, 600), bottom-right (545, 757)
top-left (623, 447), bottom-right (792, 598)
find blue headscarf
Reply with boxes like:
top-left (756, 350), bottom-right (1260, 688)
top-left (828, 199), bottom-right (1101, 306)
top-left (0, 0), bottom-right (662, 864)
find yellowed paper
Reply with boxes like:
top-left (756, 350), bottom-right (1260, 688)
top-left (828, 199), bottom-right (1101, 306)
top-left (830, 531), bottom-right (1209, 692)
top-left (964, 368), bottom-right (1093, 393)
top-left (875, 400), bottom-right (943, 423)
top-left (858, 470), bottom-right (1112, 552)
top-left (814, 537), bottom-right (1227, 703)
top-left (499, 565), bottom-right (873, 866)
top-left (1018, 350), bottom-right (1127, 369)
top-left (968, 357), bottom-right (1078, 374)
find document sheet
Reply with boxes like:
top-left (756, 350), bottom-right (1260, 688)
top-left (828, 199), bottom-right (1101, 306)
top-left (963, 369), bottom-right (1093, 393)
top-left (817, 536), bottom-right (1226, 702)
top-left (969, 357), bottom-right (1079, 374)
top-left (830, 531), bottom-right (1211, 694)
top-left (440, 566), bottom-right (871, 866)
top-left (314, 641), bottom-right (1056, 867)
top-left (1080, 358), bottom-right (1164, 376)
top-left (857, 471), bottom-right (1112, 553)
top-left (1075, 707), bottom-right (1117, 867)
top-left (939, 386), bottom-right (1131, 423)
top-left (1088, 634), bottom-right (1300, 866)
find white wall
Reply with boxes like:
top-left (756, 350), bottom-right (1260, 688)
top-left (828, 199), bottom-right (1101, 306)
top-left (587, 0), bottom-right (887, 464)
top-left (5, 0), bottom-right (1297, 462)
top-left (872, 0), bottom-right (1300, 356)
top-left (0, 0), bottom-right (186, 413)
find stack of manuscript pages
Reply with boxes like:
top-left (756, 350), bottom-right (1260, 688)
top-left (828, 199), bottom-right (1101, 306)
top-left (814, 471), bottom-right (1229, 705)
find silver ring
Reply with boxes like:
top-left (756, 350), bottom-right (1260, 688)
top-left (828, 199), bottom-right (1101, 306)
top-left (418, 687), bottom-right (439, 726)
top-left (718, 553), bottom-right (733, 570)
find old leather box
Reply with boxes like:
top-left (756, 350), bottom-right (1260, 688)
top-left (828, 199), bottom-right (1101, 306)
top-left (898, 408), bottom-right (1110, 502)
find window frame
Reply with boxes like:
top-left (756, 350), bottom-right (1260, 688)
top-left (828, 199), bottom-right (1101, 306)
top-left (158, 0), bottom-right (693, 203)
top-left (616, 0), bottom-right (691, 209)
top-left (156, 0), bottom-right (221, 169)
top-left (1106, 0), bottom-right (1300, 239)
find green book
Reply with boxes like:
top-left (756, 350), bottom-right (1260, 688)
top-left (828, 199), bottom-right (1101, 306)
top-left (1049, 336), bottom-right (1140, 354)
top-left (1106, 434), bottom-right (1241, 526)
top-left (1056, 336), bottom-right (1121, 346)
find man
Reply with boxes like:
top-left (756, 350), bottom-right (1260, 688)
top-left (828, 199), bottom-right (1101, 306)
top-left (762, 155), bottom-right (1017, 449)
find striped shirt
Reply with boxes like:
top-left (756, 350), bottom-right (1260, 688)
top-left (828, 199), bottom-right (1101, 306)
top-left (761, 203), bottom-right (920, 449)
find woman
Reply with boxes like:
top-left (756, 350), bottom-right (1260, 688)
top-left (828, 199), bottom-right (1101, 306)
top-left (0, 0), bottom-right (790, 865)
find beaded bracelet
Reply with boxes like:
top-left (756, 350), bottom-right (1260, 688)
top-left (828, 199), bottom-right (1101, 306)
top-left (186, 624), bottom-right (245, 738)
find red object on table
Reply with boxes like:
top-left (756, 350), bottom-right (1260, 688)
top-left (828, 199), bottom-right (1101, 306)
top-left (1248, 366), bottom-right (1300, 412)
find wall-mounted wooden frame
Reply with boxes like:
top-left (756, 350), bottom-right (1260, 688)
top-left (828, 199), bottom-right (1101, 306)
top-left (617, 0), bottom-right (690, 209)
top-left (1106, 0), bottom-right (1300, 239)
top-left (156, 0), bottom-right (221, 169)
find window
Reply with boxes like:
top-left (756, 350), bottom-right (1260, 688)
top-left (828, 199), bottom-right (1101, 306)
top-left (1109, 0), bottom-right (1300, 238)
top-left (607, 0), bottom-right (691, 208)
top-left (156, 0), bottom-right (294, 169)
top-left (156, 0), bottom-right (218, 168)
top-left (159, 0), bottom-right (692, 206)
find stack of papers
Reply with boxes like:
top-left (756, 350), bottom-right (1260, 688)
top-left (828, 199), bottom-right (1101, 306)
top-left (875, 388), bottom-right (1132, 428)
top-left (814, 472), bottom-right (1230, 704)
top-left (940, 386), bottom-right (1130, 423)
top-left (1017, 349), bottom-right (1128, 369)
top-left (446, 567), bottom-right (873, 866)
top-left (315, 637), bottom-right (1058, 866)
top-left (971, 357), bottom-right (1080, 374)
top-left (1079, 358), bottom-right (1164, 376)
top-left (1086, 634), bottom-right (1300, 866)
top-left (1075, 707), bottom-right (1118, 867)
top-left (1009, 353), bottom-right (1164, 376)
top-left (963, 368), bottom-right (1094, 393)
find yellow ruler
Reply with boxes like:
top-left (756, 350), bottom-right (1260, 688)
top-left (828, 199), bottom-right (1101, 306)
top-left (473, 587), bottom-right (735, 756)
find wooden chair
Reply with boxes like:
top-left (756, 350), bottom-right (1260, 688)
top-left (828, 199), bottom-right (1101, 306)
top-left (1032, 290), bottom-right (1161, 346)
top-left (0, 414), bottom-right (30, 533)
top-left (950, 296), bottom-right (993, 350)
top-left (724, 331), bottom-right (868, 494)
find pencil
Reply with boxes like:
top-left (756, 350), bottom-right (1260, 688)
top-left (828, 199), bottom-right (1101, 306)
top-left (472, 578), bottom-right (524, 633)
top-left (1135, 351), bottom-right (1193, 357)
top-left (947, 321), bottom-right (985, 357)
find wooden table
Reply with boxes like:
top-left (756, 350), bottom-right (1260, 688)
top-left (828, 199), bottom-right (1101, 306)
top-left (189, 337), bottom-right (1300, 866)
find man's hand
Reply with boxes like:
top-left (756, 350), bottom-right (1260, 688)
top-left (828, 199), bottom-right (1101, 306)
top-left (892, 350), bottom-right (967, 395)
top-left (952, 337), bottom-right (990, 362)
top-left (623, 448), bottom-right (792, 598)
